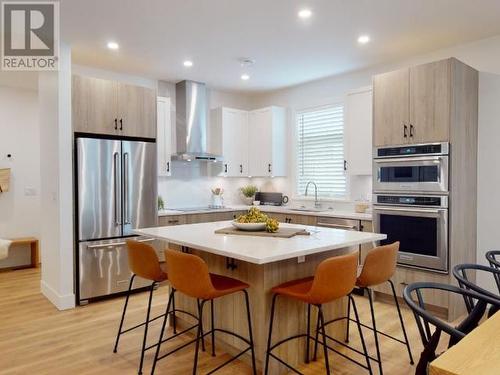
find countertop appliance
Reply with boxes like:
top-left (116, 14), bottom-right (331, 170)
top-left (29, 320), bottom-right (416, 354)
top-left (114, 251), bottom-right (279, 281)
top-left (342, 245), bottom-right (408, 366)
top-left (373, 142), bottom-right (450, 273)
top-left (75, 136), bottom-right (158, 304)
top-left (373, 142), bottom-right (449, 193)
top-left (255, 192), bottom-right (284, 206)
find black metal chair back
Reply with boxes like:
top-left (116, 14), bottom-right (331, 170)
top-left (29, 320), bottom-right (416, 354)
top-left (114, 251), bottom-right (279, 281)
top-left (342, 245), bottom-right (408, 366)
top-left (403, 282), bottom-right (500, 375)
top-left (452, 263), bottom-right (500, 316)
top-left (486, 250), bottom-right (500, 292)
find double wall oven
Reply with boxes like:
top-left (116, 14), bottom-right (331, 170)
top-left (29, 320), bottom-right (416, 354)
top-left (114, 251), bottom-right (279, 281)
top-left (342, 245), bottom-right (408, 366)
top-left (373, 143), bottom-right (449, 273)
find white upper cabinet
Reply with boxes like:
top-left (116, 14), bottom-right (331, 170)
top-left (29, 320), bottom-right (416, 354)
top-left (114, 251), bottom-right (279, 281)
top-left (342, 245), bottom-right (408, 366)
top-left (248, 106), bottom-right (287, 177)
top-left (345, 87), bottom-right (373, 175)
top-left (210, 107), bottom-right (249, 177)
top-left (211, 106), bottom-right (286, 177)
top-left (157, 96), bottom-right (172, 176)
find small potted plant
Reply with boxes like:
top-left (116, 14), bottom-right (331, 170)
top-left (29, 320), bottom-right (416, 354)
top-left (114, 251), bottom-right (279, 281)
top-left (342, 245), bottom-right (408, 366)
top-left (240, 185), bottom-right (258, 205)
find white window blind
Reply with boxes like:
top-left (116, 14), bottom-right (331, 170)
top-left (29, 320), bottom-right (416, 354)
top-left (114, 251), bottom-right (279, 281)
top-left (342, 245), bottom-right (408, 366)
top-left (296, 104), bottom-right (346, 198)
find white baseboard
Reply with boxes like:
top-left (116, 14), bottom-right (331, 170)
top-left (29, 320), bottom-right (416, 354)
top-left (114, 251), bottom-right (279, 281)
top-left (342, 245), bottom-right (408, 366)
top-left (41, 280), bottom-right (75, 310)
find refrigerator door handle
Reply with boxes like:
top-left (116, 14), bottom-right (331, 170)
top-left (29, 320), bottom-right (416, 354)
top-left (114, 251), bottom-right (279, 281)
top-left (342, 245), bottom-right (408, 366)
top-left (113, 152), bottom-right (121, 225)
top-left (123, 152), bottom-right (131, 225)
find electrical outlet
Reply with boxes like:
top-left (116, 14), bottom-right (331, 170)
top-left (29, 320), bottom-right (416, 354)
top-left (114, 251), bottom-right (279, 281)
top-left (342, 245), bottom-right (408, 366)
top-left (24, 187), bottom-right (37, 196)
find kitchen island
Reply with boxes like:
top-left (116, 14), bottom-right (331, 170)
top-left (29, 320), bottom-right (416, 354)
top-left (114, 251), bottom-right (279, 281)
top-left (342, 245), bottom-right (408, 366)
top-left (135, 221), bottom-right (386, 374)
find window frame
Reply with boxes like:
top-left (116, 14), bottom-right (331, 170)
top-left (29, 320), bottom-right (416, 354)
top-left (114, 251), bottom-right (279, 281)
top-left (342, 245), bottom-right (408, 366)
top-left (292, 102), bottom-right (350, 201)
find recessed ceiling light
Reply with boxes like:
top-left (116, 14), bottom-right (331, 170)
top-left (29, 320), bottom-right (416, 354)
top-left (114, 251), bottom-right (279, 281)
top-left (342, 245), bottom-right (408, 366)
top-left (107, 41), bottom-right (119, 50)
top-left (298, 9), bottom-right (312, 19)
top-left (241, 74), bottom-right (250, 81)
top-left (183, 60), bottom-right (193, 67)
top-left (357, 35), bottom-right (371, 44)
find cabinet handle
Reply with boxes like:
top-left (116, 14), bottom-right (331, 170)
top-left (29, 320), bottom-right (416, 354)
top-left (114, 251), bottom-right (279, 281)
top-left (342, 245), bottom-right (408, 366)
top-left (167, 219), bottom-right (179, 224)
top-left (224, 164), bottom-right (228, 173)
top-left (268, 163), bottom-right (272, 173)
top-left (166, 161), bottom-right (170, 173)
top-left (240, 164), bottom-right (243, 174)
top-left (344, 160), bottom-right (347, 171)
top-left (403, 124), bottom-right (408, 138)
top-left (114, 118), bottom-right (118, 130)
top-left (119, 119), bottom-right (123, 131)
top-left (409, 124), bottom-right (414, 138)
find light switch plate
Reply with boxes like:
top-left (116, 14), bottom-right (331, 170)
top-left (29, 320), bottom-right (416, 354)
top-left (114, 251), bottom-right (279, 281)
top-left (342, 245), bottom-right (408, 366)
top-left (24, 187), bottom-right (37, 196)
top-left (297, 255), bottom-right (305, 263)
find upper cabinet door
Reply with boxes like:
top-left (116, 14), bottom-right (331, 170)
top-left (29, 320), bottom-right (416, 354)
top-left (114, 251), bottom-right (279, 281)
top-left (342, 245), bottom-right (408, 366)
top-left (373, 68), bottom-right (410, 146)
top-left (409, 59), bottom-right (451, 143)
top-left (157, 96), bottom-right (172, 177)
top-left (345, 88), bottom-right (373, 175)
top-left (117, 83), bottom-right (156, 139)
top-left (222, 108), bottom-right (249, 177)
top-left (248, 108), bottom-right (273, 176)
top-left (72, 75), bottom-right (118, 135)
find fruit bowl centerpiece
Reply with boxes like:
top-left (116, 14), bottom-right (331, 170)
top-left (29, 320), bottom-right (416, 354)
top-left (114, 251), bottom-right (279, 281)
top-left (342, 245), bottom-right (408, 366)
top-left (232, 207), bottom-right (280, 233)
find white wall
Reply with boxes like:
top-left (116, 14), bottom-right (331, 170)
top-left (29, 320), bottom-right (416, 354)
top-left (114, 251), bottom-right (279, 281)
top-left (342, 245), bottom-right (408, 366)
top-left (39, 43), bottom-right (75, 310)
top-left (0, 86), bottom-right (40, 268)
top-left (477, 72), bottom-right (500, 292)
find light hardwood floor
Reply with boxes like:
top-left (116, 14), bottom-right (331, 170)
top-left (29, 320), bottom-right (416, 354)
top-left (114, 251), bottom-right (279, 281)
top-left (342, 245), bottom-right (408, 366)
top-left (0, 268), bottom-right (432, 374)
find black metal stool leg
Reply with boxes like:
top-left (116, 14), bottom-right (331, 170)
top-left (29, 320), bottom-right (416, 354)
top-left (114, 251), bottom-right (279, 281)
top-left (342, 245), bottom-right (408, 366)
top-left (113, 274), bottom-right (135, 353)
top-left (210, 299), bottom-right (216, 356)
top-left (197, 299), bottom-right (206, 352)
top-left (138, 282), bottom-right (155, 375)
top-left (264, 294), bottom-right (278, 375)
top-left (345, 293), bottom-right (352, 343)
top-left (313, 306), bottom-right (321, 361)
top-left (305, 303), bottom-right (311, 363)
top-left (151, 290), bottom-right (175, 375)
top-left (193, 300), bottom-right (206, 375)
top-left (367, 288), bottom-right (382, 375)
top-left (243, 290), bottom-right (257, 375)
top-left (350, 295), bottom-right (373, 375)
top-left (171, 287), bottom-right (177, 334)
top-left (389, 280), bottom-right (414, 365)
top-left (318, 305), bottom-right (331, 375)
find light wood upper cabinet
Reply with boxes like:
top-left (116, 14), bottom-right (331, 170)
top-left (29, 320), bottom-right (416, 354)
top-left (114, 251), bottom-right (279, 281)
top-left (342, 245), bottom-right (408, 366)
top-left (117, 82), bottom-right (156, 138)
top-left (72, 75), bottom-right (156, 138)
top-left (373, 68), bottom-right (410, 146)
top-left (409, 59), bottom-right (451, 143)
top-left (72, 75), bottom-right (118, 135)
top-left (373, 58), bottom-right (453, 146)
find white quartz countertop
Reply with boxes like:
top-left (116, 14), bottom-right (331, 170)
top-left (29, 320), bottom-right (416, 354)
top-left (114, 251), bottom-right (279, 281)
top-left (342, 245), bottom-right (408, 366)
top-left (158, 205), bottom-right (372, 221)
top-left (135, 221), bottom-right (385, 265)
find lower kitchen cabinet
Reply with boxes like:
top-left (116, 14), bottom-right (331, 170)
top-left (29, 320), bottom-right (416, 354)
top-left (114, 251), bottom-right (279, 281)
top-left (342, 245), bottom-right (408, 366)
top-left (158, 215), bottom-right (187, 226)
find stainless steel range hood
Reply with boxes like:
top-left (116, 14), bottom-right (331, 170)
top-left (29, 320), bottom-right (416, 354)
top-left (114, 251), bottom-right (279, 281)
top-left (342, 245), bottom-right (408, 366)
top-left (172, 80), bottom-right (223, 162)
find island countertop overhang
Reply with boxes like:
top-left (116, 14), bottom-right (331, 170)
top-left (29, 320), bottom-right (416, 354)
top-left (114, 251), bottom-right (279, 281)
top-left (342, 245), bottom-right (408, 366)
top-left (134, 221), bottom-right (387, 265)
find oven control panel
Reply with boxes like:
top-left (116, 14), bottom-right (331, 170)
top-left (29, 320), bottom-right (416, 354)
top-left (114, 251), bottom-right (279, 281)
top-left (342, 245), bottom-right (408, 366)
top-left (374, 194), bottom-right (448, 208)
top-left (375, 142), bottom-right (449, 158)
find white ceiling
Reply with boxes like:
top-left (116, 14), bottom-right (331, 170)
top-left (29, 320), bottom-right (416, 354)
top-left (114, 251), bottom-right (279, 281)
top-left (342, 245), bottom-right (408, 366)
top-left (61, 0), bottom-right (500, 92)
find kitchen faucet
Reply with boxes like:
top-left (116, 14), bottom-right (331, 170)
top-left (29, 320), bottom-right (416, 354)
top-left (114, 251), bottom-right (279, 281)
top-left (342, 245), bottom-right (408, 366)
top-left (304, 181), bottom-right (321, 208)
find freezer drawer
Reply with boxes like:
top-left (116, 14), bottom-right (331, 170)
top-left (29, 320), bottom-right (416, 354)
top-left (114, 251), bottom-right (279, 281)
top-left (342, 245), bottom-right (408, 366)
top-left (78, 238), bottom-right (153, 302)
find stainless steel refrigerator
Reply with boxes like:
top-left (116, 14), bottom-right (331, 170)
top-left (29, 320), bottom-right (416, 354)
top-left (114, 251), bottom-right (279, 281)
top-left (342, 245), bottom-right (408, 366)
top-left (76, 136), bottom-right (158, 304)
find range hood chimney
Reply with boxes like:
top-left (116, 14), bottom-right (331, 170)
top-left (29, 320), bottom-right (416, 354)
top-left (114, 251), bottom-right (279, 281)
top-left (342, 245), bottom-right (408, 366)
top-left (172, 80), bottom-right (222, 162)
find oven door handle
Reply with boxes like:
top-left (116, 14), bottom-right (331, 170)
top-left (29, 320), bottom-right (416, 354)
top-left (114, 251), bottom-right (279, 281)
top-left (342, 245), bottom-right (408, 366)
top-left (374, 156), bottom-right (444, 164)
top-left (373, 206), bottom-right (443, 215)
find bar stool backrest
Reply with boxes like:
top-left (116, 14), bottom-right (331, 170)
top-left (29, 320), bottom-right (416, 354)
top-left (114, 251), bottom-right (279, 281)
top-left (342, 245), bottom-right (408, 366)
top-left (126, 240), bottom-right (164, 282)
top-left (307, 252), bottom-right (358, 305)
top-left (357, 242), bottom-right (400, 287)
top-left (165, 249), bottom-right (215, 299)
top-left (452, 263), bottom-right (500, 313)
top-left (486, 251), bottom-right (500, 293)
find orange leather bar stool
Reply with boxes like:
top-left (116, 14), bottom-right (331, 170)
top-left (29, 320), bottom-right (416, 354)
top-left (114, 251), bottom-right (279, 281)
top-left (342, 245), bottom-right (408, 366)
top-left (113, 240), bottom-right (200, 374)
top-left (264, 252), bottom-right (372, 375)
top-left (343, 242), bottom-right (413, 375)
top-left (151, 249), bottom-right (257, 375)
